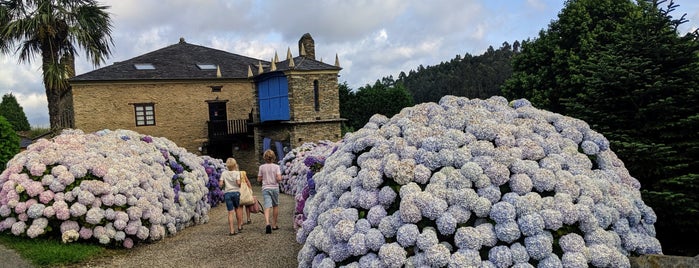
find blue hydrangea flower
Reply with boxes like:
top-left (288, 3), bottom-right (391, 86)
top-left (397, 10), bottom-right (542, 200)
top-left (561, 251), bottom-right (587, 268)
top-left (329, 242), bottom-right (351, 262)
top-left (334, 219), bottom-right (355, 242)
top-left (366, 205), bottom-right (387, 227)
top-left (559, 233), bottom-right (585, 253)
top-left (364, 228), bottom-right (384, 252)
top-left (490, 201), bottom-right (516, 223)
top-left (537, 253), bottom-right (562, 268)
top-left (378, 242), bottom-right (407, 268)
top-left (378, 186), bottom-right (397, 207)
top-left (450, 249), bottom-right (482, 267)
top-left (509, 173), bottom-right (533, 195)
top-left (416, 227), bottom-right (439, 251)
top-left (354, 218), bottom-right (371, 234)
top-left (488, 245), bottom-right (513, 268)
top-left (587, 244), bottom-right (613, 267)
top-left (347, 233), bottom-right (368, 256)
top-left (454, 226), bottom-right (482, 250)
top-left (424, 243), bottom-right (450, 267)
top-left (539, 209), bottom-right (563, 230)
top-left (510, 242), bottom-right (529, 264)
top-left (436, 212), bottom-right (457, 235)
top-left (495, 220), bottom-right (521, 243)
top-left (358, 253), bottom-right (381, 267)
top-left (398, 199), bottom-right (421, 223)
top-left (396, 224), bottom-right (419, 247)
top-left (517, 212), bottom-right (545, 237)
top-left (524, 233), bottom-right (553, 260)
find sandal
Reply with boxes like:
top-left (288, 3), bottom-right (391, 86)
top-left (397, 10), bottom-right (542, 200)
top-left (229, 232), bottom-right (237, 236)
top-left (246, 220), bottom-right (252, 224)
top-left (272, 226), bottom-right (279, 230)
top-left (265, 225), bottom-right (272, 234)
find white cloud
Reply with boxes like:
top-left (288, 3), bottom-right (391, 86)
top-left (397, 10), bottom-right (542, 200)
top-left (3, 0), bottom-right (699, 127)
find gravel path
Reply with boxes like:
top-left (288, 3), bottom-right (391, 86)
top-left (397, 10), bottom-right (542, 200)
top-left (75, 185), bottom-right (302, 268)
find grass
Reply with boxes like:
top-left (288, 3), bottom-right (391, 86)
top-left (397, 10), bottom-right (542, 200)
top-left (24, 127), bottom-right (52, 139)
top-left (0, 233), bottom-right (107, 267)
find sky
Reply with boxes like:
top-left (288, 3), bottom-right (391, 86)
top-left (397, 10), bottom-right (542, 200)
top-left (1, 0), bottom-right (698, 128)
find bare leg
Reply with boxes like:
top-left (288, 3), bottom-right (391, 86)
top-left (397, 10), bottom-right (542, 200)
top-left (227, 210), bottom-right (235, 234)
top-left (264, 207), bottom-right (271, 225)
top-left (236, 207), bottom-right (243, 231)
top-left (272, 205), bottom-right (279, 228)
top-left (245, 206), bottom-right (251, 223)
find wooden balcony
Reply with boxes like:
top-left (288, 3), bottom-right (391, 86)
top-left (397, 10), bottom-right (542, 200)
top-left (207, 119), bottom-right (252, 140)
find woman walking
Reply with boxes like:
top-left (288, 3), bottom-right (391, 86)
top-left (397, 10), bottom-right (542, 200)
top-left (219, 158), bottom-right (244, 235)
top-left (257, 150), bottom-right (282, 234)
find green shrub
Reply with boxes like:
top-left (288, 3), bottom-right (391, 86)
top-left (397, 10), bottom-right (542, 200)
top-left (0, 93), bottom-right (30, 131)
top-left (0, 115), bottom-right (20, 169)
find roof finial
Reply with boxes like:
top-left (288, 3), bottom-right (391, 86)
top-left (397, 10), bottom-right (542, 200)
top-left (320, 57), bottom-right (323, 63)
top-left (258, 60), bottom-right (263, 74)
top-left (286, 47), bottom-right (292, 60)
top-left (216, 65), bottom-right (221, 78)
top-left (179, 37), bottom-right (185, 43)
top-left (270, 57), bottom-right (277, 71)
top-left (334, 53), bottom-right (340, 67)
top-left (300, 43), bottom-right (306, 56)
top-left (289, 55), bottom-right (295, 68)
top-left (247, 65), bottom-right (253, 78)
top-left (274, 51), bottom-right (279, 63)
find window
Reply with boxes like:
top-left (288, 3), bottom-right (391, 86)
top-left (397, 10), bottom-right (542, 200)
top-left (210, 85), bottom-right (222, 92)
top-left (134, 63), bottom-right (155, 70)
top-left (313, 80), bottom-right (320, 111)
top-left (134, 103), bottom-right (156, 126)
top-left (197, 64), bottom-right (217, 70)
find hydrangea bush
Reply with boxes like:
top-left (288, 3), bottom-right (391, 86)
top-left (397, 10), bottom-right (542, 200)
top-left (279, 141), bottom-right (341, 229)
top-left (201, 156), bottom-right (225, 207)
top-left (296, 96), bottom-right (661, 267)
top-left (0, 129), bottom-right (212, 248)
top-left (280, 141), bottom-right (339, 196)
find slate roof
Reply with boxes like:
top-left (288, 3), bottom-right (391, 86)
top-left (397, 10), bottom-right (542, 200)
top-left (71, 39), bottom-right (340, 82)
top-left (272, 56), bottom-right (341, 72)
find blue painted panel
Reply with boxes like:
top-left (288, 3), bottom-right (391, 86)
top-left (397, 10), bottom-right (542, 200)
top-left (258, 75), bottom-right (290, 122)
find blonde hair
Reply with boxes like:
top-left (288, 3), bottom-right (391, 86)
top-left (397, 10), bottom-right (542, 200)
top-left (263, 149), bottom-right (276, 163)
top-left (225, 158), bottom-right (238, 171)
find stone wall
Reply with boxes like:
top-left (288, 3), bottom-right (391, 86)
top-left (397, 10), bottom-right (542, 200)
top-left (287, 71), bottom-right (341, 122)
top-left (289, 121), bottom-right (342, 146)
top-left (252, 121), bottom-right (341, 174)
top-left (629, 254), bottom-right (699, 268)
top-left (72, 79), bottom-right (254, 153)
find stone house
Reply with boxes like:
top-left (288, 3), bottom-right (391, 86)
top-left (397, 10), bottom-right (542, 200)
top-left (69, 33), bottom-right (343, 173)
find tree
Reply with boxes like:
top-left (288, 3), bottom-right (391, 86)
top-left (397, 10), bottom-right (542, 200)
top-left (0, 93), bottom-right (30, 131)
top-left (398, 42), bottom-right (517, 104)
top-left (0, 115), bottom-right (19, 170)
top-left (338, 80), bottom-right (413, 132)
top-left (0, 0), bottom-right (114, 131)
top-left (502, 0), bottom-right (699, 255)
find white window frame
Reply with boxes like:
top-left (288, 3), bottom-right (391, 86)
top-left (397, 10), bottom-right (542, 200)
top-left (134, 103), bottom-right (156, 126)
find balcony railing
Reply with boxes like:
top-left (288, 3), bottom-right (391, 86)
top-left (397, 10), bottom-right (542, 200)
top-left (207, 119), bottom-right (251, 140)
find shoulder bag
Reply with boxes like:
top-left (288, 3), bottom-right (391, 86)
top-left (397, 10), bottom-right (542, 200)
top-left (239, 171), bottom-right (254, 206)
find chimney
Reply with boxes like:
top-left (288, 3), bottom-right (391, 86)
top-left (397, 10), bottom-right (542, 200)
top-left (298, 33), bottom-right (315, 60)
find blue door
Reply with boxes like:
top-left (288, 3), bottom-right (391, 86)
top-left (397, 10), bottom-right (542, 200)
top-left (258, 75), bottom-right (290, 122)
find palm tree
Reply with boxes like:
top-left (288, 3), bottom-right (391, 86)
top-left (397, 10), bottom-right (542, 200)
top-left (0, 0), bottom-right (113, 131)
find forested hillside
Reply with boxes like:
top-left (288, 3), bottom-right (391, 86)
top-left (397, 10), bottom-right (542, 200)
top-left (394, 42), bottom-right (519, 104)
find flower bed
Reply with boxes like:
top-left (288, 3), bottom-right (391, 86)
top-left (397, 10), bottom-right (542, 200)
top-left (0, 129), bottom-right (213, 248)
top-left (296, 96), bottom-right (661, 267)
